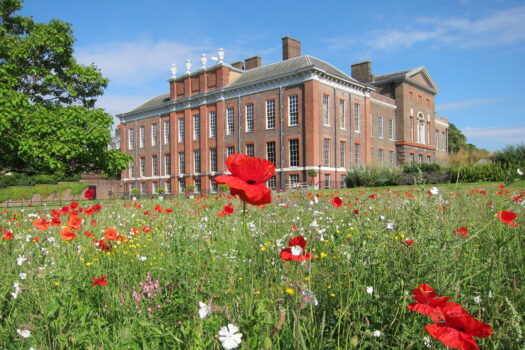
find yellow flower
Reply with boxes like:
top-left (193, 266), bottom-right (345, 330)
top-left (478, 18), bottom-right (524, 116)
top-left (350, 227), bottom-right (355, 231)
top-left (304, 276), bottom-right (310, 281)
top-left (320, 252), bottom-right (327, 258)
top-left (330, 293), bottom-right (336, 297)
top-left (285, 288), bottom-right (294, 295)
top-left (54, 282), bottom-right (60, 286)
top-left (260, 246), bottom-right (266, 252)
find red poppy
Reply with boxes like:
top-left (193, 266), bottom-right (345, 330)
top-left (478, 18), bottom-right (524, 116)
top-left (402, 239), bottom-right (414, 246)
top-left (332, 197), bottom-right (342, 207)
top-left (353, 209), bottom-right (359, 215)
top-left (224, 203), bottom-right (234, 215)
top-left (60, 227), bottom-right (77, 241)
top-left (214, 154), bottom-right (275, 206)
top-left (85, 189), bottom-right (95, 200)
top-left (279, 235), bottom-right (312, 262)
top-left (60, 206), bottom-right (70, 215)
top-left (497, 211), bottom-right (518, 227)
top-left (99, 240), bottom-right (113, 252)
top-left (142, 226), bottom-right (151, 233)
top-left (408, 283), bottom-right (450, 322)
top-left (104, 227), bottom-right (118, 241)
top-left (84, 230), bottom-right (94, 237)
top-left (2, 229), bottom-right (13, 240)
top-left (51, 217), bottom-right (61, 226)
top-left (165, 208), bottom-right (173, 214)
top-left (92, 274), bottom-right (108, 286)
top-left (33, 218), bottom-right (50, 230)
top-left (91, 220), bottom-right (97, 227)
top-left (69, 201), bottom-right (79, 210)
top-left (425, 302), bottom-right (492, 350)
top-left (291, 225), bottom-right (297, 231)
top-left (454, 226), bottom-right (469, 237)
top-left (154, 204), bottom-right (163, 213)
top-left (32, 237), bottom-right (39, 243)
top-left (92, 204), bottom-right (102, 212)
top-left (67, 216), bottom-right (82, 231)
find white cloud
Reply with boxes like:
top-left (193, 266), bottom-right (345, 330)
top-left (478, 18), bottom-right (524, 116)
top-left (462, 125), bottom-right (525, 146)
top-left (436, 97), bottom-right (503, 111)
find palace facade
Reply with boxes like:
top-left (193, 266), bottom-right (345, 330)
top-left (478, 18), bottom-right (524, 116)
top-left (117, 36), bottom-right (448, 195)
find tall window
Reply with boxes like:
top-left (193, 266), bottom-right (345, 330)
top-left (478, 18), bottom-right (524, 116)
top-left (246, 144), bottom-right (254, 157)
top-left (165, 181), bottom-right (172, 194)
top-left (389, 119), bottom-right (394, 140)
top-left (266, 141), bottom-right (276, 165)
top-left (288, 95), bottom-right (298, 126)
top-left (164, 120), bottom-right (170, 144)
top-left (324, 174), bottom-right (331, 189)
top-left (140, 182), bottom-right (146, 195)
top-left (289, 139), bottom-right (299, 167)
top-left (178, 179), bottom-right (185, 194)
top-left (193, 115), bottom-right (200, 140)
top-left (210, 180), bottom-right (218, 193)
top-left (178, 118), bottom-right (185, 142)
top-left (245, 103), bottom-right (254, 132)
top-left (427, 155), bottom-right (431, 163)
top-left (442, 132), bottom-right (446, 151)
top-left (152, 155), bottom-right (158, 176)
top-left (340, 141), bottom-right (346, 168)
top-left (164, 154), bottom-right (171, 175)
top-left (194, 179), bottom-right (201, 193)
top-left (266, 99), bottom-right (275, 129)
top-left (340, 99), bottom-right (346, 129)
top-left (323, 139), bottom-right (330, 167)
top-left (418, 154), bottom-right (423, 164)
top-left (151, 123), bottom-right (157, 146)
top-left (354, 104), bottom-right (360, 132)
top-left (323, 95), bottom-right (330, 126)
top-left (409, 117), bottom-right (414, 141)
top-left (354, 143), bottom-right (360, 166)
top-left (389, 150), bottom-right (395, 167)
top-left (209, 148), bottom-right (217, 172)
top-left (267, 176), bottom-right (276, 190)
top-left (227, 146), bottom-right (235, 158)
top-left (152, 182), bottom-right (158, 194)
top-left (435, 130), bottom-right (439, 148)
top-left (193, 150), bottom-right (201, 173)
top-left (426, 122), bottom-right (431, 146)
top-left (289, 174), bottom-right (300, 187)
top-left (209, 111), bottom-right (217, 138)
top-left (128, 128), bottom-right (134, 150)
top-left (227, 108), bottom-right (234, 135)
top-left (378, 149), bottom-right (384, 165)
top-left (340, 175), bottom-right (346, 188)
top-left (139, 126), bottom-right (145, 148)
top-left (418, 119), bottom-right (425, 144)
top-left (129, 161), bottom-right (134, 178)
top-left (410, 153), bottom-right (414, 164)
top-left (140, 157), bottom-right (145, 177)
top-left (178, 152), bottom-right (185, 174)
top-left (378, 116), bottom-right (383, 138)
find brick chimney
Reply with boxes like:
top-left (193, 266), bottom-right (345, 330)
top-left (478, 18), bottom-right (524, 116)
top-left (282, 36), bottom-right (301, 60)
top-left (231, 61), bottom-right (245, 70)
top-left (351, 61), bottom-right (374, 83)
top-left (245, 56), bottom-right (261, 70)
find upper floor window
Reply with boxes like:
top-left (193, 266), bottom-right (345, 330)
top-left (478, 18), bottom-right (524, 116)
top-left (377, 116), bottom-right (384, 138)
top-left (340, 141), bottom-right (346, 168)
top-left (193, 115), bottom-right (200, 140)
top-left (178, 118), bottom-right (185, 142)
top-left (389, 119), bottom-right (394, 140)
top-left (164, 154), bottom-right (171, 175)
top-left (152, 155), bottom-right (158, 176)
top-left (178, 152), bottom-right (185, 174)
top-left (323, 139), bottom-right (330, 167)
top-left (323, 95), bottom-right (330, 126)
top-left (227, 108), bottom-right (235, 135)
top-left (151, 123), bottom-right (157, 146)
top-left (246, 144), bottom-right (254, 157)
top-left (164, 120), bottom-right (170, 144)
top-left (209, 111), bottom-right (217, 138)
top-left (193, 150), bottom-right (201, 173)
top-left (354, 143), bottom-right (360, 166)
top-left (288, 95), bottom-right (298, 126)
top-left (140, 157), bottom-right (145, 177)
top-left (339, 99), bottom-right (346, 129)
top-left (128, 128), bottom-right (134, 150)
top-left (354, 104), bottom-right (360, 132)
top-left (209, 148), bottom-right (217, 172)
top-left (245, 103), bottom-right (254, 132)
top-left (409, 116), bottom-right (414, 141)
top-left (435, 130), bottom-right (439, 148)
top-left (139, 126), bottom-right (145, 148)
top-left (266, 99), bottom-right (275, 129)
top-left (289, 139), bottom-right (299, 167)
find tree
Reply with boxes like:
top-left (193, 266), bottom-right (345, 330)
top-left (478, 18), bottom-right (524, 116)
top-left (0, 0), bottom-right (131, 176)
top-left (447, 122), bottom-right (467, 154)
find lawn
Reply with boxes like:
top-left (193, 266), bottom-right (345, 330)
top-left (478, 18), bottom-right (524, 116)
top-left (1, 181), bottom-right (524, 349)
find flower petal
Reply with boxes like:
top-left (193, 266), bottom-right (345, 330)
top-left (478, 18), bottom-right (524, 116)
top-left (226, 154), bottom-right (275, 184)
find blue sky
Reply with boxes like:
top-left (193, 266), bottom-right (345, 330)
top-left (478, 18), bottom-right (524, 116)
top-left (20, 0), bottom-right (525, 151)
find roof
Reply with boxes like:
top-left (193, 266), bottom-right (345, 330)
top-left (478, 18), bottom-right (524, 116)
top-left (230, 55), bottom-right (361, 86)
top-left (373, 66), bottom-right (439, 94)
top-left (124, 55), bottom-right (364, 114)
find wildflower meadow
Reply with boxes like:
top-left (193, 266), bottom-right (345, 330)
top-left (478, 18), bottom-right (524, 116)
top-left (1, 170), bottom-right (524, 348)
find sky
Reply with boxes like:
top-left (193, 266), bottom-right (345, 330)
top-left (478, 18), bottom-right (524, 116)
top-left (19, 0), bottom-right (525, 151)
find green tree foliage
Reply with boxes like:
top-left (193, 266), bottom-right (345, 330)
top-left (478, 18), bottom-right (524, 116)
top-left (447, 122), bottom-right (467, 153)
top-left (0, 0), bottom-right (131, 176)
top-left (493, 143), bottom-right (525, 165)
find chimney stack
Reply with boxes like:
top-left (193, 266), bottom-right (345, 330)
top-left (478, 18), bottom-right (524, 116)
top-left (231, 61), bottom-right (245, 70)
top-left (351, 61), bottom-right (374, 83)
top-left (245, 56), bottom-right (261, 70)
top-left (282, 36), bottom-right (301, 60)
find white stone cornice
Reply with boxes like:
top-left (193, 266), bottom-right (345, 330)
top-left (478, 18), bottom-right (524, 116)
top-left (371, 98), bottom-right (397, 110)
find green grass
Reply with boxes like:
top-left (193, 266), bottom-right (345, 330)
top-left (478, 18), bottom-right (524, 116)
top-left (0, 182), bottom-right (524, 349)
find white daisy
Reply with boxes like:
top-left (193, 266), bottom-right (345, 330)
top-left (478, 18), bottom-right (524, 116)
top-left (366, 286), bottom-right (374, 295)
top-left (373, 330), bottom-right (381, 337)
top-left (198, 301), bottom-right (211, 319)
top-left (218, 324), bottom-right (242, 349)
top-left (16, 329), bottom-right (31, 338)
top-left (430, 187), bottom-right (439, 195)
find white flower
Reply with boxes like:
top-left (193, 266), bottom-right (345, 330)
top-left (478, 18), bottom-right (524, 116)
top-left (518, 168), bottom-right (523, 176)
top-left (198, 301), bottom-right (211, 319)
top-left (19, 273), bottom-right (27, 280)
top-left (16, 255), bottom-right (26, 266)
top-left (218, 324), bottom-right (242, 349)
top-left (473, 295), bottom-right (482, 304)
top-left (386, 222), bottom-right (395, 230)
top-left (373, 330), bottom-right (381, 338)
top-left (423, 336), bottom-right (432, 348)
top-left (430, 187), bottom-right (439, 195)
top-left (489, 291), bottom-right (493, 299)
top-left (302, 289), bottom-right (318, 306)
top-left (366, 286), bottom-right (374, 295)
top-left (16, 329), bottom-right (31, 338)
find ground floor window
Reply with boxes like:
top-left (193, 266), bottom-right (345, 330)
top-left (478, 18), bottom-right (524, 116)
top-left (194, 179), bottom-right (201, 193)
top-left (140, 182), bottom-right (147, 194)
top-left (340, 175), bottom-right (346, 188)
top-left (210, 180), bottom-right (218, 193)
top-left (165, 181), bottom-right (172, 194)
top-left (178, 179), bottom-right (185, 194)
top-left (289, 174), bottom-right (300, 187)
top-left (267, 175), bottom-right (276, 190)
top-left (324, 174), bottom-right (331, 189)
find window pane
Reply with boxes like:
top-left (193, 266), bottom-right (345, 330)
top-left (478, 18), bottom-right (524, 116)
top-left (266, 99), bottom-right (275, 129)
top-left (245, 104), bottom-right (254, 132)
top-left (289, 139), bottom-right (299, 167)
top-left (209, 111), bottom-right (217, 138)
top-left (289, 95), bottom-right (298, 126)
top-left (193, 115), bottom-right (200, 140)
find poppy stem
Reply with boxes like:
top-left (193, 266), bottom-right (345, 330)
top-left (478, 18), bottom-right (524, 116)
top-left (242, 200), bottom-right (247, 237)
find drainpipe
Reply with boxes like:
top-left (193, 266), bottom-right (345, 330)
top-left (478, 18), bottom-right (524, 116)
top-left (279, 86), bottom-right (284, 190)
top-left (237, 96), bottom-right (241, 154)
top-left (134, 119), bottom-right (138, 190)
top-left (333, 87), bottom-right (337, 189)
